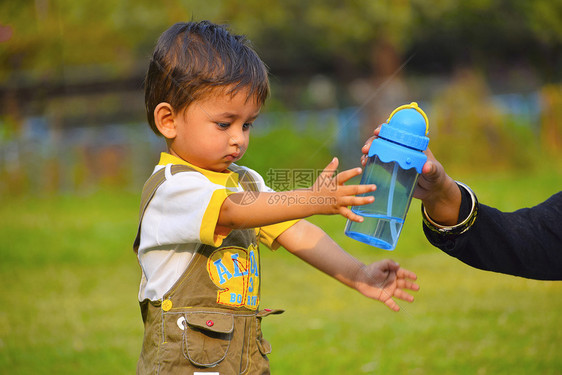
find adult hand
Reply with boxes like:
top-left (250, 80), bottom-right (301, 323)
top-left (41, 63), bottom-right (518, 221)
top-left (360, 125), bottom-right (461, 225)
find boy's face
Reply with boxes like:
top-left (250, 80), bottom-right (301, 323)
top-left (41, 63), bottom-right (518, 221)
top-left (168, 88), bottom-right (261, 172)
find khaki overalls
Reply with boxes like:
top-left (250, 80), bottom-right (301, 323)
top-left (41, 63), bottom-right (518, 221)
top-left (134, 165), bottom-right (282, 375)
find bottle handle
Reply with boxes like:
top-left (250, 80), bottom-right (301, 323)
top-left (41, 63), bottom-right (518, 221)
top-left (386, 102), bottom-right (429, 136)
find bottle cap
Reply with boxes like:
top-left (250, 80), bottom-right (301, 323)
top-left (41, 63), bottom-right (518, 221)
top-left (368, 102), bottom-right (429, 173)
top-left (379, 102), bottom-right (429, 151)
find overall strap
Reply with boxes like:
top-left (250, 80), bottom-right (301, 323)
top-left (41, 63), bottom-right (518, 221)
top-left (133, 164), bottom-right (196, 253)
top-left (229, 164), bottom-right (259, 192)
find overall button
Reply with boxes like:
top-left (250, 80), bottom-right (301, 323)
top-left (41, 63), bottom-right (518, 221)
top-left (177, 316), bottom-right (186, 330)
top-left (162, 299), bottom-right (173, 311)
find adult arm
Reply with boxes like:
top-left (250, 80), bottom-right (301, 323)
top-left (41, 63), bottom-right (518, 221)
top-left (424, 189), bottom-right (562, 280)
top-left (362, 125), bottom-right (562, 280)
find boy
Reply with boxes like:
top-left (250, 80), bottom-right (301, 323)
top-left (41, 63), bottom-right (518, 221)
top-left (134, 21), bottom-right (419, 374)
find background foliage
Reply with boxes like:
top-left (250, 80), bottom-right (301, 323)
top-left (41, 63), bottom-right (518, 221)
top-left (2, 0), bottom-right (561, 79)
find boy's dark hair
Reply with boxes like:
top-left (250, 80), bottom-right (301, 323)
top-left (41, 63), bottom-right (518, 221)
top-left (144, 21), bottom-right (269, 135)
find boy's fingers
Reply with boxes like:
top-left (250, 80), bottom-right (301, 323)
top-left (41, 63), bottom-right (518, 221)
top-left (397, 267), bottom-right (418, 281)
top-left (320, 157), bottom-right (339, 179)
top-left (383, 259), bottom-right (401, 272)
top-left (394, 289), bottom-right (415, 302)
top-left (341, 208), bottom-right (366, 222)
top-left (384, 299), bottom-right (401, 312)
top-left (335, 167), bottom-right (363, 184)
top-left (343, 184), bottom-right (376, 196)
top-left (397, 279), bottom-right (420, 292)
top-left (336, 185), bottom-right (375, 203)
top-left (343, 195), bottom-right (375, 208)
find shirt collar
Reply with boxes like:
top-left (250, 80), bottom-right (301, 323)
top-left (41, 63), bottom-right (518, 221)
top-left (157, 152), bottom-right (239, 187)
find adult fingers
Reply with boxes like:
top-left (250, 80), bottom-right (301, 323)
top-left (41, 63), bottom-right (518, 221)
top-left (361, 125), bottom-right (383, 154)
top-left (361, 135), bottom-right (376, 155)
top-left (361, 154), bottom-right (368, 167)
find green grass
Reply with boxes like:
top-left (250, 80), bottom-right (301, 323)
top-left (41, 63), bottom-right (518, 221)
top-left (1, 166), bottom-right (561, 374)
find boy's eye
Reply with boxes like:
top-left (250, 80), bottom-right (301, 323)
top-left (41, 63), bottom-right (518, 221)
top-left (217, 122), bottom-right (230, 129)
top-left (243, 122), bottom-right (253, 130)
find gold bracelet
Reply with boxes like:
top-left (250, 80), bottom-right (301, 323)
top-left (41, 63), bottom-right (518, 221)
top-left (421, 181), bottom-right (478, 236)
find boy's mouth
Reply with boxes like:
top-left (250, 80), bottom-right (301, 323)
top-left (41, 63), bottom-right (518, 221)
top-left (225, 153), bottom-right (240, 161)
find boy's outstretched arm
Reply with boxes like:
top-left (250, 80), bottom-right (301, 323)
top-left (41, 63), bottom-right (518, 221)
top-left (218, 157), bottom-right (375, 229)
top-left (275, 220), bottom-right (419, 312)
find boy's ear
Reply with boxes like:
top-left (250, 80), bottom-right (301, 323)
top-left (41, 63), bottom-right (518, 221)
top-left (154, 102), bottom-right (177, 139)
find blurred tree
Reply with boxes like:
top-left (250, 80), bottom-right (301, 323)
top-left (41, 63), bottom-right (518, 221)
top-left (0, 0), bottom-right (562, 79)
top-left (0, 0), bottom-right (560, 117)
top-left (229, 0), bottom-right (416, 77)
top-left (409, 0), bottom-right (562, 81)
top-left (1, 0), bottom-right (179, 80)
top-left (2, 0), bottom-right (560, 82)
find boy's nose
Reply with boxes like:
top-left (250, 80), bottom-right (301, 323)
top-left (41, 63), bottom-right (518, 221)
top-left (228, 128), bottom-right (244, 146)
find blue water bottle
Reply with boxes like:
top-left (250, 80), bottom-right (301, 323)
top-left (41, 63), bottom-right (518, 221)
top-left (345, 102), bottom-right (429, 250)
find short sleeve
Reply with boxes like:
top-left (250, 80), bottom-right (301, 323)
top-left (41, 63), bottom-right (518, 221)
top-left (141, 168), bottom-right (235, 249)
top-left (259, 220), bottom-right (299, 249)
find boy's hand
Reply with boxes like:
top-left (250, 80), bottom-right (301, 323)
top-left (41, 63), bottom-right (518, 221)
top-left (311, 157), bottom-right (376, 222)
top-left (354, 259), bottom-right (419, 312)
top-left (278, 221), bottom-right (419, 313)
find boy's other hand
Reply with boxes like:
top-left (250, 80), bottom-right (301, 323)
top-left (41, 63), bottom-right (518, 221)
top-left (354, 259), bottom-right (419, 312)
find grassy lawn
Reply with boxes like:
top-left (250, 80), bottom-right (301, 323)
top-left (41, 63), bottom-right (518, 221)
top-left (1, 165), bottom-right (561, 374)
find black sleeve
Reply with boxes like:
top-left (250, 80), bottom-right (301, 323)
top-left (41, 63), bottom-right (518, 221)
top-left (424, 190), bottom-right (562, 280)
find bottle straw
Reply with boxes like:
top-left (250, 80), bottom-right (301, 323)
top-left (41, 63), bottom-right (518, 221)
top-left (388, 162), bottom-right (399, 244)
